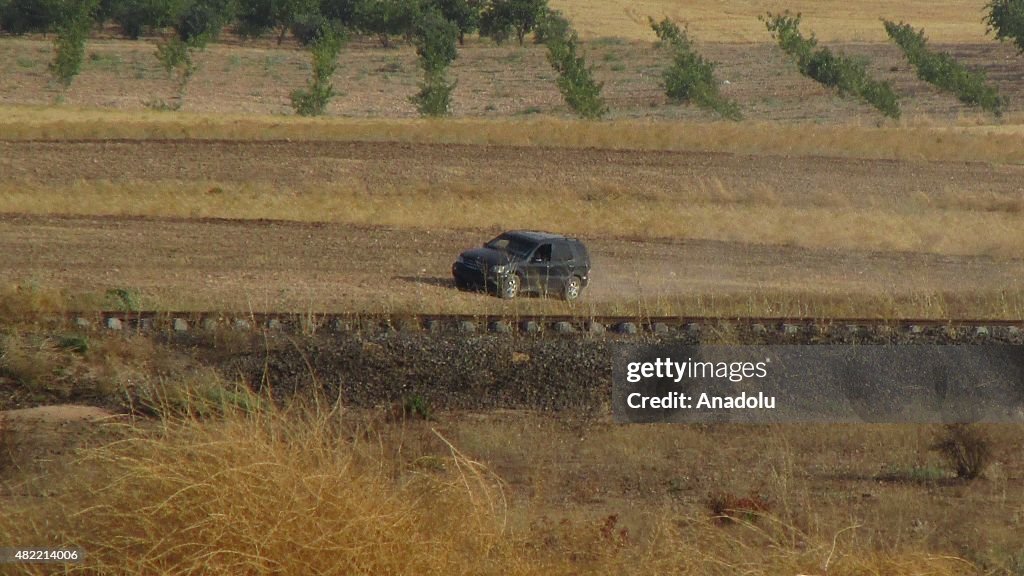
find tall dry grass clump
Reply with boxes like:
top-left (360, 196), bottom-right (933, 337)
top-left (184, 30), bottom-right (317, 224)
top-left (0, 399), bottom-right (988, 575)
top-left (1, 402), bottom-right (510, 575)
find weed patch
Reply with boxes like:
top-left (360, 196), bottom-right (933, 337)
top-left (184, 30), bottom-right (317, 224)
top-left (931, 423), bottom-right (993, 480)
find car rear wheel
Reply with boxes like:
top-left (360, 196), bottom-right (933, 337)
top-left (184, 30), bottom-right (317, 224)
top-left (498, 274), bottom-right (520, 299)
top-left (563, 276), bottom-right (582, 301)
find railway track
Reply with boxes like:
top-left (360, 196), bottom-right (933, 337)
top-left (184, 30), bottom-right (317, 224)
top-left (57, 311), bottom-right (1024, 339)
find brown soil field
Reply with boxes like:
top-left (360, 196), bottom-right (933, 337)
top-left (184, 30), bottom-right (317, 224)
top-left (1, 139), bottom-right (1022, 317)
top-left (1, 35), bottom-right (1022, 123)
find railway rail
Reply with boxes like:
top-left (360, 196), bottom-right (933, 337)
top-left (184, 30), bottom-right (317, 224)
top-left (56, 311), bottom-right (1024, 339)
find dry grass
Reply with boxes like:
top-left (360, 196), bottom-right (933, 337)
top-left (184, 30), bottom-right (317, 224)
top-left (2, 401), bottom-right (1014, 575)
top-left (553, 0), bottom-right (992, 42)
top-left (3, 179), bottom-right (1024, 259)
top-left (2, 105), bottom-right (1024, 164)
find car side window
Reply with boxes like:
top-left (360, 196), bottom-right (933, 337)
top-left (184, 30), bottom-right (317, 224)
top-left (533, 244), bottom-right (552, 263)
top-left (551, 242), bottom-right (573, 262)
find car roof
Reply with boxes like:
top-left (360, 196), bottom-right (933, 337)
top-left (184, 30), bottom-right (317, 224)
top-left (504, 230), bottom-right (578, 243)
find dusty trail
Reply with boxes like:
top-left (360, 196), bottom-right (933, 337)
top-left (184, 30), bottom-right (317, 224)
top-left (1, 214), bottom-right (1019, 314)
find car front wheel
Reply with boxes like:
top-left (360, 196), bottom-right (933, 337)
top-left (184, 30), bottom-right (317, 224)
top-left (562, 276), bottom-right (582, 301)
top-left (498, 274), bottom-right (521, 299)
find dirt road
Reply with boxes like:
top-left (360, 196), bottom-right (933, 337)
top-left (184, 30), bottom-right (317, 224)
top-left (2, 214), bottom-right (1020, 316)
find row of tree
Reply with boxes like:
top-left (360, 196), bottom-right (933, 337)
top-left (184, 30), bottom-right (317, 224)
top-left (5, 0), bottom-right (1024, 52)
top-left (0, 0), bottom-right (552, 47)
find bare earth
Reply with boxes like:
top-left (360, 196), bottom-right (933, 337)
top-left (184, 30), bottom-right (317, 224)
top-left (1, 139), bottom-right (1022, 315)
top-left (0, 213), bottom-right (1018, 315)
top-left (1, 37), bottom-right (1022, 122)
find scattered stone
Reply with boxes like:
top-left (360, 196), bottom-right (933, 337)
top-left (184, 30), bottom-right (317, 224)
top-left (105, 317), bottom-right (122, 331)
top-left (973, 326), bottom-right (990, 338)
top-left (74, 317), bottom-right (91, 329)
top-left (137, 318), bottom-right (154, 331)
top-left (457, 320), bottom-right (476, 334)
top-left (652, 322), bottom-right (670, 335)
top-left (684, 323), bottom-right (701, 336)
top-left (424, 319), bottom-right (442, 333)
top-left (332, 318), bottom-right (351, 332)
top-left (586, 321), bottom-right (605, 334)
top-left (844, 324), bottom-right (861, 336)
top-left (490, 321), bottom-right (512, 334)
top-left (267, 318), bottom-right (282, 330)
top-left (782, 323), bottom-right (800, 335)
top-left (908, 325), bottom-right (924, 335)
top-left (616, 322), bottom-right (638, 335)
top-left (233, 319), bottom-right (251, 331)
top-left (202, 318), bottom-right (219, 331)
top-left (553, 321), bottom-right (574, 334)
top-left (751, 323), bottom-right (767, 335)
top-left (521, 321), bottom-right (541, 334)
top-left (172, 318), bottom-right (189, 332)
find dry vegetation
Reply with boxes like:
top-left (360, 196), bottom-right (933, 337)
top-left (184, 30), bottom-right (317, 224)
top-left (552, 0), bottom-right (993, 42)
top-left (2, 2), bottom-right (1023, 571)
top-left (2, 398), bottom-right (1022, 575)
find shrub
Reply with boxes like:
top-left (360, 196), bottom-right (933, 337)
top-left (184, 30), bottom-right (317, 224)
top-left (410, 9), bottom-right (459, 116)
top-left (885, 20), bottom-right (1006, 116)
top-left (986, 0), bottom-right (1024, 53)
top-left (931, 423), bottom-right (993, 480)
top-left (707, 492), bottom-right (771, 524)
top-left (402, 394), bottom-right (433, 420)
top-left (49, 0), bottom-right (98, 90)
top-left (291, 30), bottom-right (344, 116)
top-left (105, 287), bottom-right (140, 312)
top-left (650, 17), bottom-right (742, 121)
top-left (57, 334), bottom-right (90, 354)
top-left (411, 72), bottom-right (457, 116)
top-left (539, 10), bottom-right (607, 119)
top-left (763, 11), bottom-right (900, 119)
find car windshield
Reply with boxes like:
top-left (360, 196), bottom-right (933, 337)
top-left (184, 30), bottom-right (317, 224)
top-left (485, 234), bottom-right (536, 259)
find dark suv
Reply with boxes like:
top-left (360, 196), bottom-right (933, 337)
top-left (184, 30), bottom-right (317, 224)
top-left (452, 231), bottom-right (591, 301)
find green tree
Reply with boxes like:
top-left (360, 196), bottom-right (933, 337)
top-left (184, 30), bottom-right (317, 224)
top-left (479, 0), bottom-right (545, 45)
top-left (885, 20), bottom-right (1006, 116)
top-left (355, 0), bottom-right (421, 47)
top-left (986, 0), bottom-right (1024, 52)
top-left (291, 29), bottom-right (344, 115)
top-left (0, 0), bottom-right (62, 33)
top-left (424, 0), bottom-right (478, 44)
top-left (237, 0), bottom-right (320, 44)
top-left (763, 12), bottom-right (900, 119)
top-left (539, 10), bottom-right (606, 119)
top-left (175, 0), bottom-right (236, 46)
top-left (410, 8), bottom-right (458, 116)
top-left (49, 0), bottom-right (99, 91)
top-left (649, 17), bottom-right (742, 120)
top-left (101, 0), bottom-right (184, 39)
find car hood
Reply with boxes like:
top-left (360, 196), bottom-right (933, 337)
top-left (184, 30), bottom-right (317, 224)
top-left (460, 247), bottom-right (513, 266)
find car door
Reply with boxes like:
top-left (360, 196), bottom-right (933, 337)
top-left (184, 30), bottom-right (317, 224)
top-left (546, 241), bottom-right (574, 294)
top-left (523, 243), bottom-right (552, 293)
